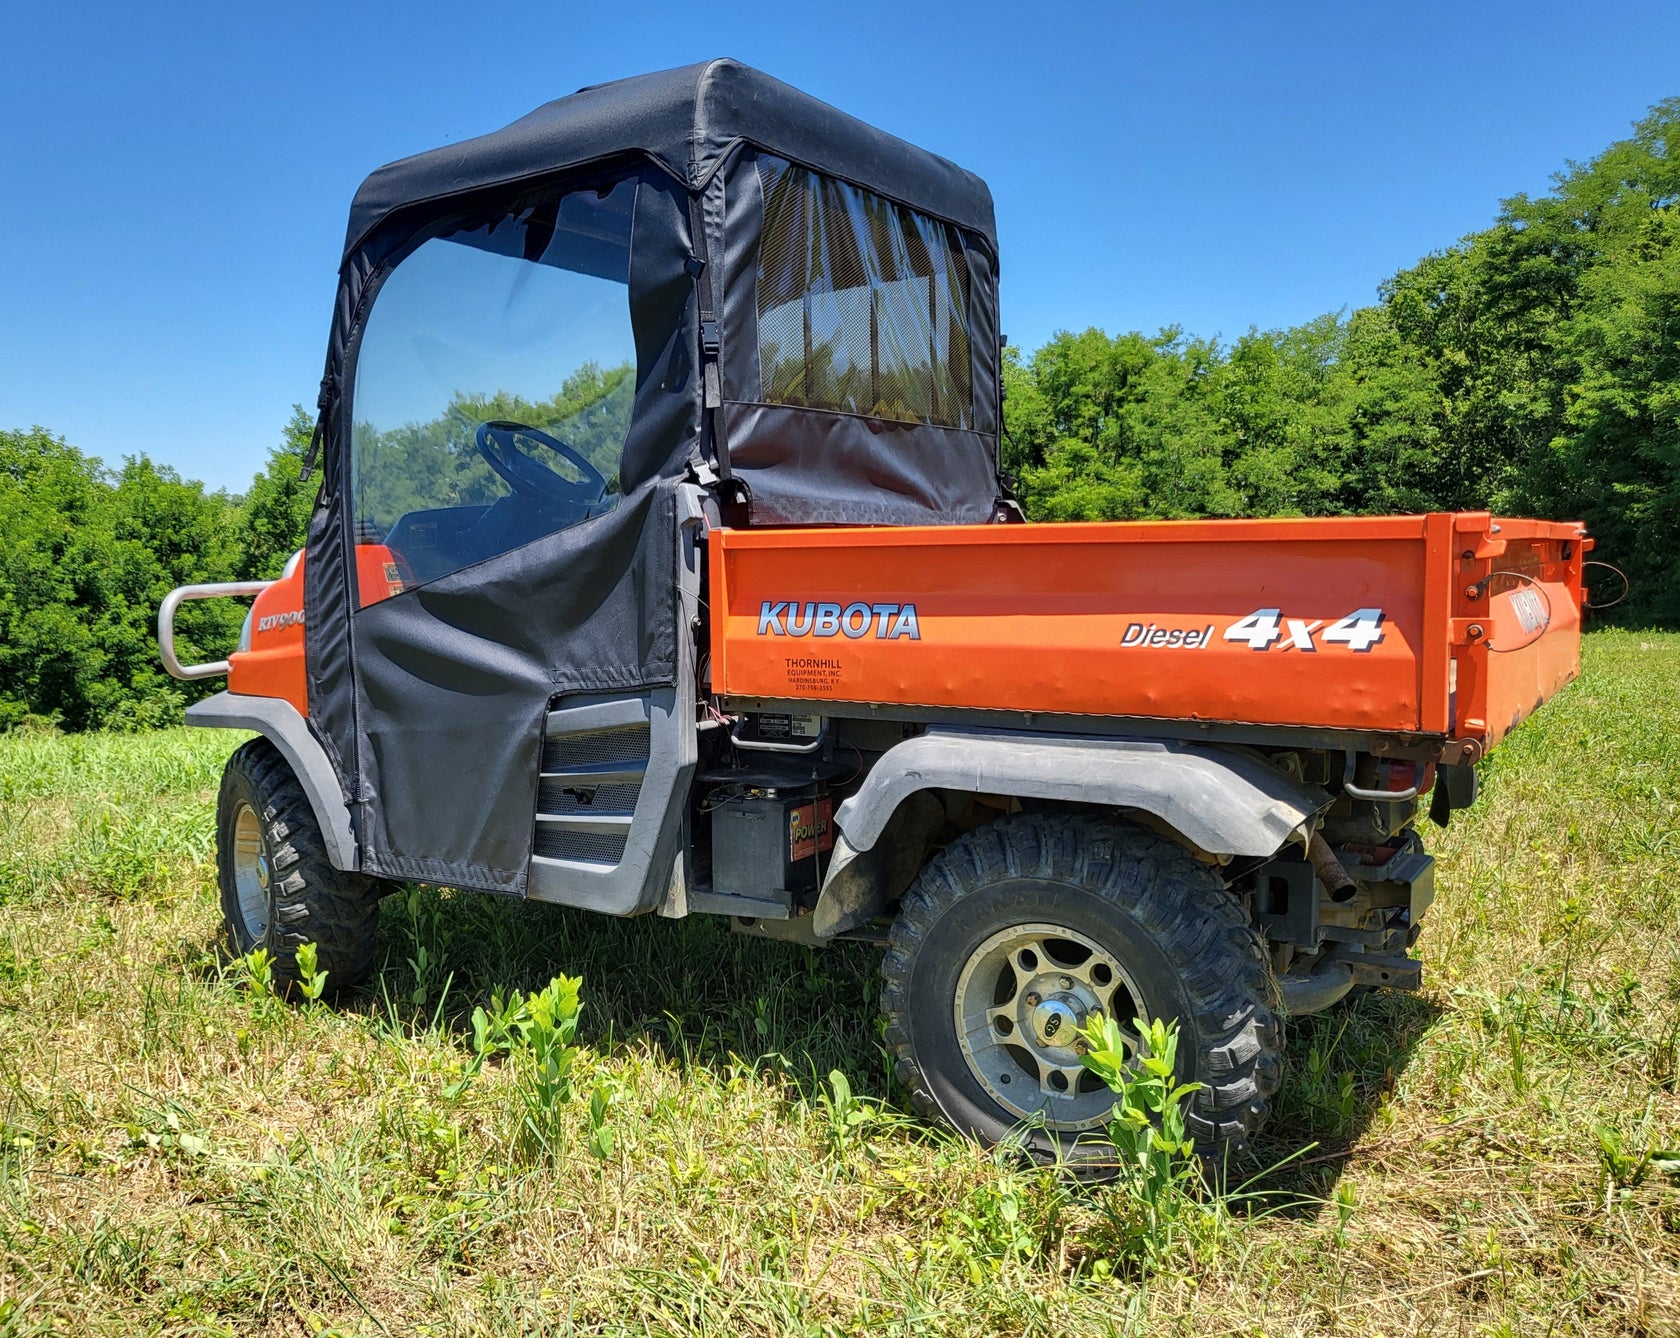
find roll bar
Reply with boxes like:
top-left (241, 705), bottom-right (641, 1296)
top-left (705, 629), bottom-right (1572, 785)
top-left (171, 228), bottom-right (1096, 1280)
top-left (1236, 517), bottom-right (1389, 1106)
top-left (158, 581), bottom-right (273, 680)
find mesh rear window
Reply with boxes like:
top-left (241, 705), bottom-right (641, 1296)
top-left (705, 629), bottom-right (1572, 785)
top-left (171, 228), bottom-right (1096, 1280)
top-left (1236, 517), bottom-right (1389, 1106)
top-left (755, 156), bottom-right (973, 430)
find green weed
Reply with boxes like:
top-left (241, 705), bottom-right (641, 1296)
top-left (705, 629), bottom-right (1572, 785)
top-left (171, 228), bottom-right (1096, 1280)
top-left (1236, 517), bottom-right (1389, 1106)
top-left (586, 1081), bottom-right (617, 1160)
top-left (1078, 1014), bottom-right (1223, 1272)
top-left (294, 940), bottom-right (329, 1003)
top-left (934, 1159), bottom-right (1067, 1285)
top-left (233, 945), bottom-right (274, 1000)
top-left (814, 1067), bottom-right (874, 1160)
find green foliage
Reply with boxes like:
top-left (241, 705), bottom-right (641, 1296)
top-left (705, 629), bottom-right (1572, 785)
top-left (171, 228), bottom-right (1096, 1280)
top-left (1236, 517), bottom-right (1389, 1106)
top-left (294, 941), bottom-right (328, 1004)
top-left (814, 1067), bottom-right (877, 1159)
top-left (438, 973), bottom-right (587, 1158)
top-left (230, 947), bottom-right (281, 1025)
top-left (0, 414), bottom-right (316, 732)
top-left (514, 975), bottom-right (585, 1160)
top-left (934, 1159), bottom-right (1068, 1284)
top-left (1007, 98), bottom-right (1680, 624)
top-left (1077, 1015), bottom-right (1216, 1270)
top-left (234, 946), bottom-right (274, 997)
top-left (235, 407), bottom-right (317, 581)
top-left (586, 1080), bottom-right (618, 1160)
top-left (1499, 100), bottom-right (1680, 622)
top-left (0, 430), bottom-right (243, 731)
top-left (469, 987), bottom-right (534, 1064)
top-left (126, 1104), bottom-right (208, 1164)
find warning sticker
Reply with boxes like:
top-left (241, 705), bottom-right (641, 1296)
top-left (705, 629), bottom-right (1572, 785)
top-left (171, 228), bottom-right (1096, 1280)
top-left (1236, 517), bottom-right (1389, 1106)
top-left (1508, 587), bottom-right (1548, 635)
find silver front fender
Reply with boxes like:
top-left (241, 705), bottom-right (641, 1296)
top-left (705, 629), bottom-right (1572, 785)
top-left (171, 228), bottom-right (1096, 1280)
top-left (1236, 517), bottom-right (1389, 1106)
top-left (186, 691), bottom-right (358, 871)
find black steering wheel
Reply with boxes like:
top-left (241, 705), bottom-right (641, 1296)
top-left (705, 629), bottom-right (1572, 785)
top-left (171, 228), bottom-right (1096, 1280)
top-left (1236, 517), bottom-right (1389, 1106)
top-left (474, 420), bottom-right (609, 508)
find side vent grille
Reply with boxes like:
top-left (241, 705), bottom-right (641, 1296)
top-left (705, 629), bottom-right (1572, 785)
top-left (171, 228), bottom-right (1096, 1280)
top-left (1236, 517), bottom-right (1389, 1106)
top-left (536, 779), bottom-right (644, 815)
top-left (541, 723), bottom-right (651, 772)
top-left (533, 720), bottom-right (649, 868)
top-left (534, 827), bottom-right (631, 864)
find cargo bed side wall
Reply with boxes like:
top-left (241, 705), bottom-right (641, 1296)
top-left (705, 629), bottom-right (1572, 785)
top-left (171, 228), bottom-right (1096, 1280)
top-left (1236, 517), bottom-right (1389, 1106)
top-left (710, 518), bottom-right (1445, 736)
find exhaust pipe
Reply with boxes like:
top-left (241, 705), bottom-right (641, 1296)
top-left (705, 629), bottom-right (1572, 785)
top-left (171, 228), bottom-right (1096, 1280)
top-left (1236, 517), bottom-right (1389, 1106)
top-left (1275, 961), bottom-right (1356, 1016)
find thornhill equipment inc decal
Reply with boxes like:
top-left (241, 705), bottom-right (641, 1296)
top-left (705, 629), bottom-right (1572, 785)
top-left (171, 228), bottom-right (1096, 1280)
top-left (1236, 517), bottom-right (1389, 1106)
top-left (757, 601), bottom-right (921, 640)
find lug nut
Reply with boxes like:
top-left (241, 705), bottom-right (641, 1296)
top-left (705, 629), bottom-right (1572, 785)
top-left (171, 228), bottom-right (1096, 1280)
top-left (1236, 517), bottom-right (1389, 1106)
top-left (1059, 976), bottom-right (1073, 990)
top-left (1075, 1041), bottom-right (1089, 1056)
top-left (1023, 992), bottom-right (1041, 1007)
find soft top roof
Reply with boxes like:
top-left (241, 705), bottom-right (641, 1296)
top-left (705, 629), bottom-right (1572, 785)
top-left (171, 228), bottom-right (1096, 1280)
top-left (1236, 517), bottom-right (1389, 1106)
top-left (344, 58), bottom-right (997, 259)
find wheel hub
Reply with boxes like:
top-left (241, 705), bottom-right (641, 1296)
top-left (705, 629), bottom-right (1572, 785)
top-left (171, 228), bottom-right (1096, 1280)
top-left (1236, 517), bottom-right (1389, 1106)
top-left (1029, 993), bottom-right (1088, 1048)
top-left (231, 801), bottom-right (271, 941)
top-left (953, 920), bottom-right (1149, 1132)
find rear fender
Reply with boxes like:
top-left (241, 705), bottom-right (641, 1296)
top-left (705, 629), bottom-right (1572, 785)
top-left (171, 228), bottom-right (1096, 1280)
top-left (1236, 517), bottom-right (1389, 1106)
top-left (813, 728), bottom-right (1329, 936)
top-left (186, 691), bottom-right (358, 872)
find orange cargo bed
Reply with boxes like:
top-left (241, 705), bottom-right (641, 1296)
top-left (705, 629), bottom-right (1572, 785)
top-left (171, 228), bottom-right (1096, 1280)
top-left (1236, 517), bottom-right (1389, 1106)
top-left (709, 512), bottom-right (1587, 762)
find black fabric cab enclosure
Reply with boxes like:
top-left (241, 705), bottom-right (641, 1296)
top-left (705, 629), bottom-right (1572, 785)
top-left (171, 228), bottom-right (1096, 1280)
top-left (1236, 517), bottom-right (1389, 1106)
top-left (301, 59), bottom-right (1003, 895)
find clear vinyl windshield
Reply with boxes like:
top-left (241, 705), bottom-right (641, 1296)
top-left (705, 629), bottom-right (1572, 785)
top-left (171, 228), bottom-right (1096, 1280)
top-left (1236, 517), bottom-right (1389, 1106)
top-left (348, 175), bottom-right (639, 604)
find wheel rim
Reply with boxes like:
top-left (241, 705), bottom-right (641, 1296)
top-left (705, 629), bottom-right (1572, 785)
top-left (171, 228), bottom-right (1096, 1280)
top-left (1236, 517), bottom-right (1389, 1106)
top-left (953, 920), bottom-right (1149, 1132)
top-left (231, 801), bottom-right (271, 941)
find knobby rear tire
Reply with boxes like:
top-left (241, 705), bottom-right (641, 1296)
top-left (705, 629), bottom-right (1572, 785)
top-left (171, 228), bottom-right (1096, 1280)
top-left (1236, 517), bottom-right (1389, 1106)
top-left (881, 812), bottom-right (1282, 1170)
top-left (217, 738), bottom-right (381, 997)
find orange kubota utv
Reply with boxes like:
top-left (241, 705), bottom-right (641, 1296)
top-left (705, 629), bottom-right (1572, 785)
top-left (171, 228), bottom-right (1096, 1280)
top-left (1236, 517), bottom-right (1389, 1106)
top-left (160, 60), bottom-right (1586, 1164)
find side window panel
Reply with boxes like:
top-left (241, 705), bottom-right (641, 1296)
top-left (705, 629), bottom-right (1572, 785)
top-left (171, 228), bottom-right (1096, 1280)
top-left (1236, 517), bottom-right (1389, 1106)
top-left (755, 156), bottom-right (973, 430)
top-left (349, 176), bottom-right (639, 606)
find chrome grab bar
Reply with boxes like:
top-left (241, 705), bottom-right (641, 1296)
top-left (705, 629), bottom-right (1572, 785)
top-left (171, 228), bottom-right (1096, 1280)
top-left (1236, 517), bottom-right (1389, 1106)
top-left (729, 716), bottom-right (828, 754)
top-left (158, 581), bottom-right (273, 681)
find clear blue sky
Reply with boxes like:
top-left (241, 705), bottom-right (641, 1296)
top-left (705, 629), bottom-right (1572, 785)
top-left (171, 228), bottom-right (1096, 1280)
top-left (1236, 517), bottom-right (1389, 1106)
top-left (3, 0), bottom-right (1676, 493)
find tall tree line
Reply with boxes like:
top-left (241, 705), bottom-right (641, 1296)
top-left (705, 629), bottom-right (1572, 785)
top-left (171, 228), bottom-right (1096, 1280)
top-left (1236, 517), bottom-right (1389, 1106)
top-left (2, 101), bottom-right (1674, 729)
top-left (0, 412), bottom-right (314, 730)
top-left (1005, 98), bottom-right (1678, 621)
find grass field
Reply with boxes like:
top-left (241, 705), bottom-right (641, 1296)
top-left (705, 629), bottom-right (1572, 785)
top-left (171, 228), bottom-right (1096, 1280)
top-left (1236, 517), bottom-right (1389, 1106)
top-left (0, 629), bottom-right (1676, 1336)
